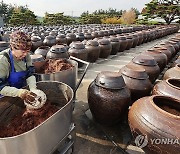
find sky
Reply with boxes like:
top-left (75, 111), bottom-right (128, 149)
top-left (2, 0), bottom-right (151, 17)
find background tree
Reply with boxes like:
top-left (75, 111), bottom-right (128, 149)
top-left (101, 17), bottom-right (122, 24)
top-left (43, 12), bottom-right (77, 25)
top-left (9, 6), bottom-right (39, 26)
top-left (143, 0), bottom-right (180, 24)
top-left (120, 9), bottom-right (136, 24)
top-left (131, 8), bottom-right (140, 19)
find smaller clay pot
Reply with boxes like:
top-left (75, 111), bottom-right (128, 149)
top-left (109, 36), bottom-right (120, 55)
top-left (172, 58), bottom-right (180, 67)
top-left (117, 36), bottom-right (128, 52)
top-left (163, 64), bottom-right (180, 80)
top-left (125, 36), bottom-right (134, 50)
top-left (31, 36), bottom-right (43, 52)
top-left (66, 33), bottom-right (76, 45)
top-left (129, 55), bottom-right (160, 83)
top-left (68, 42), bottom-right (88, 67)
top-left (84, 33), bottom-right (93, 40)
top-left (76, 32), bottom-right (85, 41)
top-left (43, 35), bottom-right (56, 47)
top-left (30, 54), bottom-right (46, 71)
top-left (46, 45), bottom-right (69, 59)
top-left (86, 40), bottom-right (100, 62)
top-left (153, 46), bottom-right (172, 62)
top-left (141, 49), bottom-right (168, 72)
top-left (56, 34), bottom-right (67, 45)
top-left (152, 78), bottom-right (180, 100)
top-left (120, 64), bottom-right (152, 102)
top-left (34, 46), bottom-right (50, 58)
top-left (98, 39), bottom-right (112, 58)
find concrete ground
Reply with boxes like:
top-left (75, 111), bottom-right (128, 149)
top-left (73, 33), bottom-right (178, 154)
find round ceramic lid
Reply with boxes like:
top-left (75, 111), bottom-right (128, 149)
top-left (86, 40), bottom-right (99, 46)
top-left (132, 55), bottom-right (157, 66)
top-left (95, 71), bottom-right (126, 89)
top-left (30, 54), bottom-right (44, 63)
top-left (121, 64), bottom-right (149, 79)
top-left (70, 42), bottom-right (85, 49)
top-left (109, 37), bottom-right (119, 42)
top-left (98, 39), bottom-right (110, 45)
top-left (45, 35), bottom-right (55, 40)
top-left (50, 45), bottom-right (67, 53)
top-left (56, 34), bottom-right (66, 38)
top-left (31, 36), bottom-right (41, 42)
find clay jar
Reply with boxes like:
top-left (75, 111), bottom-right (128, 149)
top-left (159, 43), bottom-right (176, 57)
top-left (98, 39), bottom-right (112, 58)
top-left (152, 78), bottom-right (180, 100)
top-left (129, 55), bottom-right (160, 83)
top-left (164, 41), bottom-right (179, 54)
top-left (136, 32), bottom-right (144, 45)
top-left (128, 95), bottom-right (180, 154)
top-left (172, 58), bottom-right (180, 67)
top-left (56, 34), bottom-right (67, 45)
top-left (34, 46), bottom-right (50, 58)
top-left (117, 36), bottom-right (128, 52)
top-left (125, 35), bottom-right (134, 50)
top-left (46, 45), bottom-right (69, 59)
top-left (85, 40), bottom-right (100, 62)
top-left (68, 42), bottom-right (88, 67)
top-left (141, 49), bottom-right (168, 72)
top-left (120, 64), bottom-right (152, 102)
top-left (43, 35), bottom-right (56, 47)
top-left (109, 36), bottom-right (120, 55)
top-left (30, 54), bottom-right (45, 71)
top-left (76, 32), bottom-right (85, 41)
top-left (163, 64), bottom-right (180, 80)
top-left (66, 33), bottom-right (76, 45)
top-left (131, 33), bottom-right (139, 48)
top-left (84, 33), bottom-right (93, 40)
top-left (88, 71), bottom-right (131, 126)
top-left (153, 46), bottom-right (172, 62)
top-left (31, 36), bottom-right (43, 52)
top-left (91, 31), bottom-right (98, 38)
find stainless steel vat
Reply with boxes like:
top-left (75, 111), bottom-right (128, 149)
top-left (34, 56), bottom-right (89, 93)
top-left (0, 81), bottom-right (74, 154)
top-left (34, 59), bottom-right (78, 91)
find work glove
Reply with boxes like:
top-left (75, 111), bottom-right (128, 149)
top-left (24, 89), bottom-right (47, 110)
top-left (18, 89), bottom-right (37, 105)
top-left (26, 75), bottom-right (37, 91)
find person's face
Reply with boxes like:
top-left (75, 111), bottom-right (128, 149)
top-left (11, 47), bottom-right (30, 60)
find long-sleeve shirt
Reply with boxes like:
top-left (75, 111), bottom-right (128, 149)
top-left (0, 48), bottom-right (36, 97)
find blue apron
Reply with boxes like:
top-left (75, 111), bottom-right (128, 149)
top-left (0, 51), bottom-right (28, 98)
top-left (7, 51), bottom-right (28, 89)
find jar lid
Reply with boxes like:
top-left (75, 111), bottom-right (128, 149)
top-left (50, 45), bottom-right (67, 53)
top-left (121, 64), bottom-right (149, 79)
top-left (70, 42), bottom-right (85, 49)
top-left (95, 71), bottom-right (126, 89)
top-left (31, 36), bottom-right (41, 42)
top-left (132, 55), bottom-right (157, 66)
top-left (109, 37), bottom-right (119, 42)
top-left (45, 35), bottom-right (55, 40)
top-left (66, 33), bottom-right (76, 38)
top-left (30, 54), bottom-right (44, 63)
top-left (56, 34), bottom-right (66, 38)
top-left (98, 39), bottom-right (110, 45)
top-left (86, 40), bottom-right (99, 46)
top-left (118, 36), bottom-right (126, 40)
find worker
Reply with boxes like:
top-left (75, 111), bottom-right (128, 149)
top-left (0, 31), bottom-right (43, 107)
